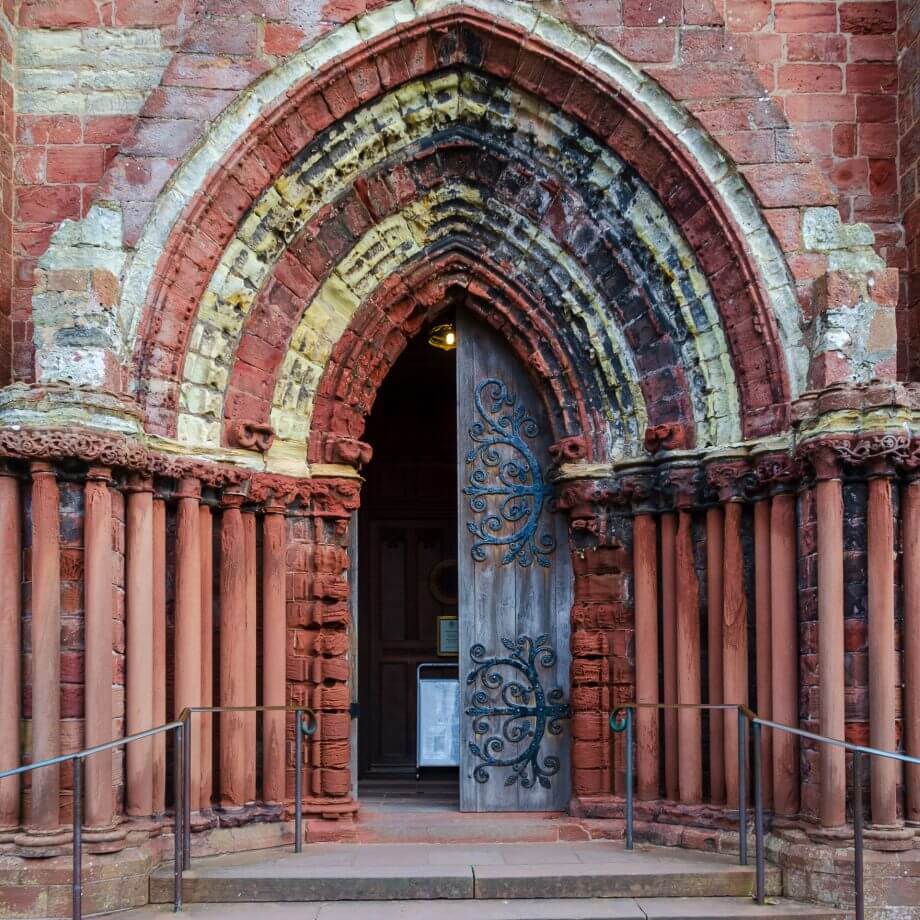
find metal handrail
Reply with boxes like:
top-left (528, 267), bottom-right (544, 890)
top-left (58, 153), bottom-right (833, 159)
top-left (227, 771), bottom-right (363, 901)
top-left (0, 705), bottom-right (318, 920)
top-left (609, 703), bottom-right (752, 863)
top-left (610, 702), bottom-right (920, 920)
top-left (179, 706), bottom-right (318, 862)
top-left (0, 719), bottom-right (186, 920)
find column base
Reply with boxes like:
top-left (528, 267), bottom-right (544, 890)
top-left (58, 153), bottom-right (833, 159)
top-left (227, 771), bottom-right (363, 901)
top-left (122, 814), bottom-right (164, 841)
top-left (0, 824), bottom-right (18, 844)
top-left (904, 819), bottom-right (920, 836)
top-left (297, 796), bottom-right (359, 820)
top-left (190, 809), bottom-right (220, 833)
top-left (82, 823), bottom-right (128, 854)
top-left (12, 826), bottom-right (72, 857)
top-left (805, 823), bottom-right (853, 844)
top-left (863, 824), bottom-right (916, 851)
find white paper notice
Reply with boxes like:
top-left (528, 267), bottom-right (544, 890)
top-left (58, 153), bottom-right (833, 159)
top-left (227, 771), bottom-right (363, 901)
top-left (418, 678), bottom-right (461, 766)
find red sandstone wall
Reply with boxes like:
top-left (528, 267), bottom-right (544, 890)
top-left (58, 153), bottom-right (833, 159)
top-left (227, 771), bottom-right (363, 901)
top-left (900, 0), bottom-right (920, 376)
top-left (3, 0), bottom-right (909, 381)
top-left (0, 1), bottom-right (13, 385)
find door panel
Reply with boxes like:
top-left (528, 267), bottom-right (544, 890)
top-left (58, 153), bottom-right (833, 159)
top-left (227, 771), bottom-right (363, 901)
top-left (457, 312), bottom-right (573, 812)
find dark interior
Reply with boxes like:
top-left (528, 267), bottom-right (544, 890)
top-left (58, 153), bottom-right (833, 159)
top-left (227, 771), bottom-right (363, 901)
top-left (358, 324), bottom-right (459, 789)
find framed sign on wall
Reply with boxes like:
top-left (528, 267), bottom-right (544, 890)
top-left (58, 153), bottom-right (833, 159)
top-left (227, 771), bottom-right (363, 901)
top-left (437, 616), bottom-right (459, 657)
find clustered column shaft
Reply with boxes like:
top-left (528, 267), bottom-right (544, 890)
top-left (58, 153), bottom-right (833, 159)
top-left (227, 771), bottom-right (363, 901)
top-left (125, 475), bottom-right (154, 819)
top-left (262, 505), bottom-right (287, 804)
top-left (0, 466), bottom-right (21, 838)
top-left (632, 513), bottom-right (659, 801)
top-left (867, 468), bottom-right (898, 827)
top-left (814, 455), bottom-right (847, 828)
top-left (905, 474), bottom-right (920, 825)
top-left (83, 466), bottom-right (114, 830)
top-left (219, 494), bottom-right (248, 809)
top-left (175, 478), bottom-right (202, 811)
top-left (29, 462), bottom-right (62, 834)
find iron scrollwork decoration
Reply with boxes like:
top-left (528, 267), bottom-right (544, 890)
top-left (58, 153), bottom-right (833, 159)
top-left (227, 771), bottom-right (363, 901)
top-left (466, 634), bottom-right (570, 789)
top-left (464, 378), bottom-right (556, 567)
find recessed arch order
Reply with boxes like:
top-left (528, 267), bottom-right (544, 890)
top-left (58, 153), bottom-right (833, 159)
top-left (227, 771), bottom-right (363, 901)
top-left (127, 1), bottom-right (802, 466)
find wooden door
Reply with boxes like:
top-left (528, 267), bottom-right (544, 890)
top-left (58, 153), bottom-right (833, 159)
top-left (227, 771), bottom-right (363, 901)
top-left (456, 312), bottom-right (573, 812)
top-left (359, 517), bottom-right (457, 776)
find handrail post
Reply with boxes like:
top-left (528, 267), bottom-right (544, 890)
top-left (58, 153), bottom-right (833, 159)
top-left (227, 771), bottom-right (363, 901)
top-left (295, 708), bottom-right (303, 854)
top-left (752, 721), bottom-right (765, 904)
top-left (174, 723), bottom-right (183, 913)
top-left (738, 707), bottom-right (747, 866)
top-left (625, 706), bottom-right (634, 850)
top-left (183, 711), bottom-right (191, 870)
top-left (73, 756), bottom-right (82, 920)
top-left (853, 750), bottom-right (864, 920)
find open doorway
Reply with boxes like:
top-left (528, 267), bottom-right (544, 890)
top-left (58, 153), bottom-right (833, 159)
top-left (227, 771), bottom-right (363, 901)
top-left (357, 323), bottom-right (459, 806)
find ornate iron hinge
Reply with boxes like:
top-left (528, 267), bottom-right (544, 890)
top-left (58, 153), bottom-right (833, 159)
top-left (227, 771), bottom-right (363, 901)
top-left (466, 634), bottom-right (570, 790)
top-left (463, 378), bottom-right (556, 568)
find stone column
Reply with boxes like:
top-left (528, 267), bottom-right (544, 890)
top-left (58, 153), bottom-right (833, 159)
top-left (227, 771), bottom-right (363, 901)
top-left (219, 493), bottom-right (247, 809)
top-left (22, 462), bottom-right (65, 845)
top-left (83, 466), bottom-right (115, 833)
top-left (705, 506), bottom-right (725, 805)
top-left (866, 462), bottom-right (898, 827)
top-left (151, 493), bottom-right (166, 816)
top-left (262, 501), bottom-right (287, 804)
top-left (676, 507), bottom-right (702, 805)
top-left (707, 458), bottom-right (750, 812)
top-left (813, 447), bottom-right (846, 828)
top-left (904, 468), bottom-right (920, 826)
top-left (199, 502), bottom-right (214, 811)
top-left (125, 474), bottom-right (154, 820)
top-left (660, 512), bottom-right (679, 801)
top-left (633, 512), bottom-right (659, 800)
top-left (753, 497), bottom-right (773, 810)
top-left (243, 509), bottom-right (258, 804)
top-left (175, 478), bottom-right (202, 812)
top-left (0, 465), bottom-right (21, 840)
top-left (770, 488), bottom-right (800, 818)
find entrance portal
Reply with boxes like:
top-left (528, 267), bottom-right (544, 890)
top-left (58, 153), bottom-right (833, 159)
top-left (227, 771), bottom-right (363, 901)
top-left (358, 309), bottom-right (573, 812)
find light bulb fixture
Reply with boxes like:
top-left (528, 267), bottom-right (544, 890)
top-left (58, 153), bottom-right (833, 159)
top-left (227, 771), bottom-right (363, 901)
top-left (428, 323), bottom-right (457, 351)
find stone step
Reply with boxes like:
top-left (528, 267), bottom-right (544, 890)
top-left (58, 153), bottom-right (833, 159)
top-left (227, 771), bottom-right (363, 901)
top-left (115, 897), bottom-right (843, 919)
top-left (150, 841), bottom-right (786, 904)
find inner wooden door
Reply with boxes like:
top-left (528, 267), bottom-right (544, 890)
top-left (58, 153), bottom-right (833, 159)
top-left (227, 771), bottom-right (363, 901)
top-left (456, 311), bottom-right (573, 812)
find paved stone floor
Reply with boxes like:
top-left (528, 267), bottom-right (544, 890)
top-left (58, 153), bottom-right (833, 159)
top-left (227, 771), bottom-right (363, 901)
top-left (112, 898), bottom-right (839, 918)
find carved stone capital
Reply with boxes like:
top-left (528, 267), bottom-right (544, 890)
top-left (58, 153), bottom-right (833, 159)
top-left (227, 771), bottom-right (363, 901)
top-left (797, 439), bottom-right (845, 481)
top-left (174, 476), bottom-right (202, 501)
top-left (616, 470), bottom-right (658, 514)
top-left (659, 463), bottom-right (700, 509)
top-left (123, 472), bottom-right (153, 494)
top-left (900, 440), bottom-right (920, 480)
top-left (309, 478), bottom-right (362, 519)
top-left (556, 479), bottom-right (606, 534)
top-left (751, 450), bottom-right (801, 494)
top-left (798, 433), bottom-right (912, 479)
top-left (85, 464), bottom-right (113, 484)
top-left (705, 458), bottom-right (751, 503)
